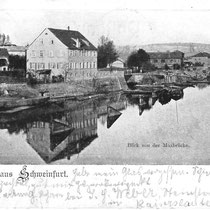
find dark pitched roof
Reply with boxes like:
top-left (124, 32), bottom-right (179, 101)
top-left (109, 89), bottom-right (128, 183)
top-left (0, 48), bottom-right (9, 58)
top-left (192, 52), bottom-right (210, 58)
top-left (48, 28), bottom-right (97, 50)
top-left (148, 50), bottom-right (184, 59)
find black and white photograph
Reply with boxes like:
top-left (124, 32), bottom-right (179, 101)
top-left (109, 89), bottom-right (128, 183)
top-left (0, 0), bottom-right (210, 165)
top-left (0, 0), bottom-right (210, 208)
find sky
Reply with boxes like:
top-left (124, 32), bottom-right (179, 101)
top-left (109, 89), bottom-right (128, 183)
top-left (1, 0), bottom-right (210, 46)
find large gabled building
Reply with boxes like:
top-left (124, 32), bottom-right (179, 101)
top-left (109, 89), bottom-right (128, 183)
top-left (27, 27), bottom-right (97, 79)
top-left (148, 50), bottom-right (184, 69)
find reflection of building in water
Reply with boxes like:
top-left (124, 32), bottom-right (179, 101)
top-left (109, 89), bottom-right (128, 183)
top-left (65, 103), bottom-right (97, 143)
top-left (26, 102), bottom-right (98, 163)
top-left (97, 94), bottom-right (127, 125)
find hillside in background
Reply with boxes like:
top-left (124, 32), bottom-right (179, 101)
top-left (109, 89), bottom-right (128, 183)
top-left (117, 43), bottom-right (210, 62)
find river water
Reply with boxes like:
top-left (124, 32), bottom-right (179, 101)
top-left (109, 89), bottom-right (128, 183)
top-left (0, 84), bottom-right (210, 165)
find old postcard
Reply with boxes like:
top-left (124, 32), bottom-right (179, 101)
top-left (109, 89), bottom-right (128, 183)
top-left (0, 0), bottom-right (210, 209)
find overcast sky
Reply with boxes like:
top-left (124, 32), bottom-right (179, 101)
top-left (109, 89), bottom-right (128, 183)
top-left (1, 0), bottom-right (210, 46)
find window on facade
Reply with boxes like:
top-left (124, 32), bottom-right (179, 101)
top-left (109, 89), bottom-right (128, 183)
top-left (49, 50), bottom-right (54, 57)
top-left (38, 63), bottom-right (45, 69)
top-left (84, 62), bottom-right (87, 68)
top-left (39, 50), bottom-right (44, 57)
top-left (51, 40), bottom-right (54, 44)
top-left (49, 62), bottom-right (56, 68)
top-left (73, 62), bottom-right (76, 69)
top-left (69, 50), bottom-right (73, 56)
top-left (31, 51), bottom-right (36, 57)
top-left (77, 63), bottom-right (80, 69)
top-left (82, 50), bottom-right (85, 56)
top-left (31, 63), bottom-right (36, 69)
top-left (57, 63), bottom-right (62, 69)
top-left (40, 39), bottom-right (43, 44)
top-left (161, 59), bottom-right (165, 63)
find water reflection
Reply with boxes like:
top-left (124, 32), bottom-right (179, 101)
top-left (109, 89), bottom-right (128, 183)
top-left (0, 94), bottom-right (127, 163)
top-left (126, 88), bottom-right (184, 116)
top-left (0, 84), bottom-right (207, 164)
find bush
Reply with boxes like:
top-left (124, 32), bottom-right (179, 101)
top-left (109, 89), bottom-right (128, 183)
top-left (52, 75), bottom-right (64, 83)
top-left (27, 73), bottom-right (38, 85)
top-left (142, 62), bottom-right (156, 73)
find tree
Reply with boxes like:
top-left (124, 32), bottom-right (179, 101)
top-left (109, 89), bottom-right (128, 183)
top-left (9, 55), bottom-right (26, 70)
top-left (97, 36), bottom-right (118, 68)
top-left (0, 33), bottom-right (11, 45)
top-left (127, 49), bottom-right (150, 72)
top-left (2, 34), bottom-right (6, 45)
top-left (6, 35), bottom-right (10, 44)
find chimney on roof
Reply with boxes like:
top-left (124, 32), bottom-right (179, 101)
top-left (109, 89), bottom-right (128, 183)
top-left (67, 26), bottom-right (70, 30)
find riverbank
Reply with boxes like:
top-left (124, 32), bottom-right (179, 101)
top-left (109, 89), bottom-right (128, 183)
top-left (0, 75), bottom-right (128, 109)
top-left (1, 67), bottom-right (210, 110)
top-left (126, 67), bottom-right (210, 85)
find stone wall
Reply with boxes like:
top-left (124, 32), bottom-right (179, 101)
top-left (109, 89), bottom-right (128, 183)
top-left (66, 69), bottom-right (124, 80)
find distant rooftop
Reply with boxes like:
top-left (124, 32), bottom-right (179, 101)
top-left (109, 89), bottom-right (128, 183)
top-left (191, 52), bottom-right (210, 58)
top-left (148, 50), bottom-right (184, 59)
top-left (48, 28), bottom-right (97, 51)
top-left (0, 45), bottom-right (26, 52)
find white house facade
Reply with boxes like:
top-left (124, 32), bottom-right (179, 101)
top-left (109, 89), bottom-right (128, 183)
top-left (27, 28), bottom-right (97, 79)
top-left (110, 58), bottom-right (125, 68)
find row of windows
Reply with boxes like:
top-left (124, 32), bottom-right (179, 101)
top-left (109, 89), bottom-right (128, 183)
top-left (69, 50), bottom-right (97, 57)
top-left (152, 59), bottom-right (181, 63)
top-left (39, 38), bottom-right (54, 45)
top-left (31, 50), bottom-right (65, 58)
top-left (30, 50), bottom-right (97, 58)
top-left (71, 118), bottom-right (97, 129)
top-left (27, 121), bottom-right (47, 129)
top-left (69, 62), bottom-right (97, 69)
top-left (29, 62), bottom-right (97, 70)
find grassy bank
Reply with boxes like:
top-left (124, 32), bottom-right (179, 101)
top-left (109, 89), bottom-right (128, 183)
top-left (0, 76), bottom-right (128, 100)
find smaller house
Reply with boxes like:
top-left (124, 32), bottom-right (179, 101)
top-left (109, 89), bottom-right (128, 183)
top-left (148, 50), bottom-right (184, 69)
top-left (188, 52), bottom-right (210, 67)
top-left (108, 58), bottom-right (125, 68)
top-left (0, 48), bottom-right (9, 71)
